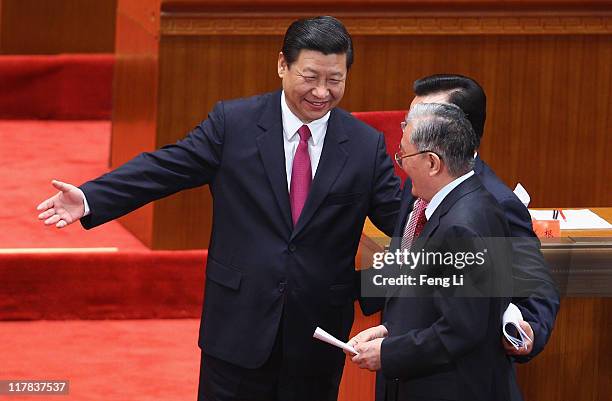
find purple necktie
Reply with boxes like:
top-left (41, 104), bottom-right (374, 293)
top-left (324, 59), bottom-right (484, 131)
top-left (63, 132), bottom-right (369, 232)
top-left (290, 125), bottom-right (312, 225)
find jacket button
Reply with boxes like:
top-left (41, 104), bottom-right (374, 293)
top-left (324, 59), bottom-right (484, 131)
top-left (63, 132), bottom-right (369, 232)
top-left (288, 244), bottom-right (296, 252)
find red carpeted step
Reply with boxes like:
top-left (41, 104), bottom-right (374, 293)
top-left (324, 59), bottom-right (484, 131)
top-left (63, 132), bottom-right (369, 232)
top-left (0, 250), bottom-right (207, 320)
top-left (0, 120), bottom-right (209, 320)
top-left (0, 319), bottom-right (200, 401)
top-left (0, 54), bottom-right (113, 120)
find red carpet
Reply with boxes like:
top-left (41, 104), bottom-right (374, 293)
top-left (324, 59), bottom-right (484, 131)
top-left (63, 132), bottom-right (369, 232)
top-left (0, 319), bottom-right (200, 401)
top-left (0, 49), bottom-right (207, 394)
top-left (0, 120), bottom-right (207, 320)
top-left (0, 120), bottom-right (146, 250)
top-left (0, 118), bottom-right (208, 400)
top-left (0, 54), bottom-right (113, 119)
top-left (0, 251), bottom-right (206, 320)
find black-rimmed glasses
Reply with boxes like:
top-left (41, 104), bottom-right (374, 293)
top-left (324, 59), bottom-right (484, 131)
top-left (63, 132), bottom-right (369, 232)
top-left (394, 148), bottom-right (442, 167)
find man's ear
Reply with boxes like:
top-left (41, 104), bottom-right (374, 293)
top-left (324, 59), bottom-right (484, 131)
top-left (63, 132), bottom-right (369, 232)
top-left (428, 153), bottom-right (443, 176)
top-left (278, 52), bottom-right (288, 78)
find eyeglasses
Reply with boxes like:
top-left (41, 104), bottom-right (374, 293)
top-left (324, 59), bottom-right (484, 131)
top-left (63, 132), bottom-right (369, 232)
top-left (394, 148), bottom-right (442, 167)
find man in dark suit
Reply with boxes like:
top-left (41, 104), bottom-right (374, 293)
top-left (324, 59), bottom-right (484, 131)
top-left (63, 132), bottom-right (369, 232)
top-left (36, 16), bottom-right (401, 401)
top-left (407, 75), bottom-right (559, 363)
top-left (354, 75), bottom-right (559, 400)
top-left (351, 102), bottom-right (515, 400)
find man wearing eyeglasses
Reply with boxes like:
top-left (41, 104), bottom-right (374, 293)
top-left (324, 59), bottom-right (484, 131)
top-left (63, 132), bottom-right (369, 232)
top-left (350, 102), bottom-right (516, 401)
top-left (408, 74), bottom-right (559, 362)
top-left (354, 74), bottom-right (559, 401)
top-left (408, 75), bottom-right (559, 401)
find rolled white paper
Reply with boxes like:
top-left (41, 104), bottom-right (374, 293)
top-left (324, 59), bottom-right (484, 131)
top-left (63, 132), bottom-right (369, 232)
top-left (313, 327), bottom-right (358, 355)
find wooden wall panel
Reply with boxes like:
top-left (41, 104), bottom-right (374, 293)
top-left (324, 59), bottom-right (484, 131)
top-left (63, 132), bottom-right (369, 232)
top-left (110, 1), bottom-right (612, 399)
top-left (0, 0), bottom-right (117, 54)
top-left (516, 297), bottom-right (612, 400)
top-left (342, 34), bottom-right (612, 208)
top-left (153, 35), bottom-right (282, 248)
top-left (139, 30), bottom-right (610, 249)
top-left (111, 0), bottom-right (611, 249)
top-left (110, 0), bottom-right (161, 247)
top-left (160, 0), bottom-right (611, 13)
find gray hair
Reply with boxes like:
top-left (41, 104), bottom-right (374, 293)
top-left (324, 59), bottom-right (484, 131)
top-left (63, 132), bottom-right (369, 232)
top-left (406, 103), bottom-right (479, 176)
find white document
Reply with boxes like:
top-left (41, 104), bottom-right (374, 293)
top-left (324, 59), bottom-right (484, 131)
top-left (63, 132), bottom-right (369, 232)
top-left (502, 303), bottom-right (531, 350)
top-left (313, 327), bottom-right (358, 355)
top-left (513, 183), bottom-right (530, 207)
top-left (528, 209), bottom-right (612, 230)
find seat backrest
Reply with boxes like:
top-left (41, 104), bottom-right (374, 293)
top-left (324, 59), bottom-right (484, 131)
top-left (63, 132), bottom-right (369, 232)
top-left (352, 110), bottom-right (407, 181)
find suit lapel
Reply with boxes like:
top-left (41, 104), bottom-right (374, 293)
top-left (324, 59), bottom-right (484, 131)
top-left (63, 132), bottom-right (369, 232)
top-left (256, 91), bottom-right (293, 233)
top-left (290, 109), bottom-right (348, 240)
top-left (386, 176), bottom-right (481, 300)
top-left (418, 175), bottom-right (481, 246)
top-left (419, 175), bottom-right (482, 244)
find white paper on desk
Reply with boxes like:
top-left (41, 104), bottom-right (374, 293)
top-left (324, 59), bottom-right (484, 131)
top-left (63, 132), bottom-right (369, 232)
top-left (502, 303), bottom-right (531, 350)
top-left (313, 327), bottom-right (358, 355)
top-left (528, 209), bottom-right (612, 230)
top-left (513, 183), bottom-right (531, 207)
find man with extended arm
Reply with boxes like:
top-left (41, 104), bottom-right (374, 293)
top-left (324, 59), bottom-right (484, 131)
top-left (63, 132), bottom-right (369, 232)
top-left (37, 16), bottom-right (401, 401)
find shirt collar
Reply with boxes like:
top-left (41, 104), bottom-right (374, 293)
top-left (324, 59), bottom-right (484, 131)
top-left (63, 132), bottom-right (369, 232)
top-left (281, 91), bottom-right (329, 146)
top-left (425, 170), bottom-right (475, 220)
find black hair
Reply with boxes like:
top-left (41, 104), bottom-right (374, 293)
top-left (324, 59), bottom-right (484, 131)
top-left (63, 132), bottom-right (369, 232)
top-left (282, 16), bottom-right (353, 70)
top-left (413, 74), bottom-right (486, 140)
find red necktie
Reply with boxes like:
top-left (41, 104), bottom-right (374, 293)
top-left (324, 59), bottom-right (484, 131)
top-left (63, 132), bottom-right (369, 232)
top-left (290, 125), bottom-right (312, 225)
top-left (401, 198), bottom-right (429, 251)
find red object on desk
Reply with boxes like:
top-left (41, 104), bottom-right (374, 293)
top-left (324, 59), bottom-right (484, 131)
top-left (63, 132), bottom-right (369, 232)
top-left (532, 219), bottom-right (561, 238)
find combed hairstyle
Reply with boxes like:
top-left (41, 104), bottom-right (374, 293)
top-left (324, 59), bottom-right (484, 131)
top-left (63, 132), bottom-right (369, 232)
top-left (413, 74), bottom-right (486, 140)
top-left (407, 103), bottom-right (479, 177)
top-left (282, 16), bottom-right (354, 70)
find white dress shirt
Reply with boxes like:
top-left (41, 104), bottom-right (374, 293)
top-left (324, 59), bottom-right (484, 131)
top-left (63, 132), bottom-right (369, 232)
top-left (403, 170), bottom-right (475, 228)
top-left (280, 91), bottom-right (329, 190)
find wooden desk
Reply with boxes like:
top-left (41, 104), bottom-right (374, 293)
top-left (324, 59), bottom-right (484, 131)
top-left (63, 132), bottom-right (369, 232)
top-left (362, 207), bottom-right (612, 240)
top-left (345, 208), bottom-right (612, 401)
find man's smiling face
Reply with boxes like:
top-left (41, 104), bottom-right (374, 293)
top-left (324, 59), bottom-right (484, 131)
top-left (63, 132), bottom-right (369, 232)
top-left (278, 49), bottom-right (347, 123)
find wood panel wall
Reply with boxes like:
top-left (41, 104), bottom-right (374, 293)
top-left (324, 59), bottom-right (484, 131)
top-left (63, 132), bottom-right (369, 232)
top-left (515, 297), bottom-right (612, 401)
top-left (110, 0), bottom-right (161, 249)
top-left (112, 0), bottom-right (611, 249)
top-left (0, 0), bottom-right (116, 54)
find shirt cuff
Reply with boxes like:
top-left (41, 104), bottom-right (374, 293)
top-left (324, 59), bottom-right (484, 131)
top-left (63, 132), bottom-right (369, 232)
top-left (76, 188), bottom-right (91, 216)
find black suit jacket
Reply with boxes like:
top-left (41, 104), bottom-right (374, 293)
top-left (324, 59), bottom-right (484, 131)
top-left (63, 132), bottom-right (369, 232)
top-left (362, 158), bottom-right (559, 360)
top-left (379, 175), bottom-right (514, 401)
top-left (473, 157), bottom-right (559, 361)
top-left (79, 90), bottom-right (401, 375)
